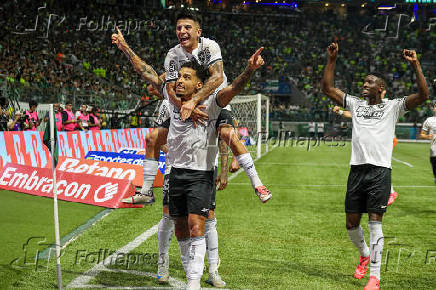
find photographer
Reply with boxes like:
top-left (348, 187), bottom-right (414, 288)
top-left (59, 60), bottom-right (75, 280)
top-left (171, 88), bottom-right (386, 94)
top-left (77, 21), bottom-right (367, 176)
top-left (7, 111), bottom-right (27, 131)
top-left (25, 100), bottom-right (39, 131)
top-left (0, 97), bottom-right (9, 131)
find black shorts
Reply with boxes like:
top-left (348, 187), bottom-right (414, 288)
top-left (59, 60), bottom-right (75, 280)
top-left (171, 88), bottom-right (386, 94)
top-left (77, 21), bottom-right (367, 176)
top-left (215, 109), bottom-right (234, 131)
top-left (162, 174), bottom-right (170, 207)
top-left (430, 157), bottom-right (436, 177)
top-left (168, 167), bottom-right (214, 218)
top-left (210, 167), bottom-right (218, 210)
top-left (345, 164), bottom-right (391, 214)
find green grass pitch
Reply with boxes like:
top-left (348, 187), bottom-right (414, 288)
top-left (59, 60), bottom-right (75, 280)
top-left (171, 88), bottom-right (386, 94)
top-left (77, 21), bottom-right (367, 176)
top-left (0, 141), bottom-right (435, 289)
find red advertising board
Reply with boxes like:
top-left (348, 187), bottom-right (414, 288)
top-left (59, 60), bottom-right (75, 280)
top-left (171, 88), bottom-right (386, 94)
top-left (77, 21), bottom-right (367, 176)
top-left (57, 157), bottom-right (163, 188)
top-left (0, 163), bottom-right (143, 208)
top-left (0, 128), bottom-right (163, 187)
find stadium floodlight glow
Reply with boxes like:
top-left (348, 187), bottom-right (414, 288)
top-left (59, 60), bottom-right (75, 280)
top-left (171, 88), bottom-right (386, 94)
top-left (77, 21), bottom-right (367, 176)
top-left (378, 4), bottom-right (397, 10)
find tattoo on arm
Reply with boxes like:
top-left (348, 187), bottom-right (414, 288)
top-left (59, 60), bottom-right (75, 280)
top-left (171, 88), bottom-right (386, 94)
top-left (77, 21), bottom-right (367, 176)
top-left (122, 46), bottom-right (159, 88)
top-left (218, 139), bottom-right (229, 174)
top-left (192, 61), bottom-right (224, 103)
top-left (231, 68), bottom-right (253, 94)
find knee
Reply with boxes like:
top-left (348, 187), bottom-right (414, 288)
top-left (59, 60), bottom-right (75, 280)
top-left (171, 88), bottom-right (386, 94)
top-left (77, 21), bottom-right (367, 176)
top-left (346, 221), bottom-right (359, 230)
top-left (219, 126), bottom-right (237, 143)
top-left (189, 223), bottom-right (204, 237)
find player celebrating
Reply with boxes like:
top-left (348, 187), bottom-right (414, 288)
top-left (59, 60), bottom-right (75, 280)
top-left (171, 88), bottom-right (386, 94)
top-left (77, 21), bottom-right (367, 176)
top-left (156, 137), bottom-right (229, 287)
top-left (166, 48), bottom-right (264, 290)
top-left (332, 90), bottom-right (399, 206)
top-left (419, 103), bottom-right (436, 184)
top-left (322, 42), bottom-right (429, 290)
top-left (111, 10), bottom-right (271, 206)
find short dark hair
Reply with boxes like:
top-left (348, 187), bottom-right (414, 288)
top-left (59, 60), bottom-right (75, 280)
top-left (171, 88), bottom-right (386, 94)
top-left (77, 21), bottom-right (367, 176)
top-left (65, 99), bottom-right (73, 105)
top-left (29, 100), bottom-right (38, 108)
top-left (175, 9), bottom-right (201, 27)
top-left (180, 61), bottom-right (208, 83)
top-left (368, 72), bottom-right (386, 88)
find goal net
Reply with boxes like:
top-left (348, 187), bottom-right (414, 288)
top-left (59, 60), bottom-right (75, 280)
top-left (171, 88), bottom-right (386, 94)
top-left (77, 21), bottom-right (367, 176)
top-left (229, 94), bottom-right (270, 159)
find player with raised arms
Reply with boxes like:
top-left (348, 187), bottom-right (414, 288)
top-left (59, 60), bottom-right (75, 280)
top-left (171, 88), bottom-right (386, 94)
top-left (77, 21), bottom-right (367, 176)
top-left (112, 10), bottom-right (271, 206)
top-left (164, 48), bottom-right (264, 289)
top-left (332, 90), bottom-right (399, 206)
top-left (322, 42), bottom-right (428, 290)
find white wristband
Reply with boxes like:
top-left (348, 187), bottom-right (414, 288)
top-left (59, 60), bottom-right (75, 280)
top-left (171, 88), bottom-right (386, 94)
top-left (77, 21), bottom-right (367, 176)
top-left (338, 110), bottom-right (344, 116)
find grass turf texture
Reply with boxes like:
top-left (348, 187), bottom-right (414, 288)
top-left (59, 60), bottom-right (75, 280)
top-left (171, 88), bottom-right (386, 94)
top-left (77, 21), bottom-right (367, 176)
top-left (1, 142), bottom-right (435, 289)
top-left (0, 191), bottom-right (103, 288)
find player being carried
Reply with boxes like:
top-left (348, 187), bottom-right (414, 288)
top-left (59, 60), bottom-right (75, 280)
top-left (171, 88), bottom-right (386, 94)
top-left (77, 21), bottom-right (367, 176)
top-left (321, 42), bottom-right (429, 290)
top-left (332, 90), bottom-right (399, 206)
top-left (163, 48), bottom-right (264, 289)
top-left (111, 10), bottom-right (271, 207)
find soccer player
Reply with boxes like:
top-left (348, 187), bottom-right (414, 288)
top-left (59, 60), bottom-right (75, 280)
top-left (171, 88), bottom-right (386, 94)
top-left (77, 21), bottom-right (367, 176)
top-left (322, 42), bottom-right (429, 290)
top-left (165, 48), bottom-right (264, 289)
top-left (332, 90), bottom-right (399, 206)
top-left (111, 10), bottom-right (271, 205)
top-left (419, 103), bottom-right (436, 184)
top-left (156, 137), bottom-right (229, 287)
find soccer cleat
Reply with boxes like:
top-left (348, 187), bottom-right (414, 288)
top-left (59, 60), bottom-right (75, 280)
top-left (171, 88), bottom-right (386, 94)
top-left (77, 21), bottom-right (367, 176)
top-left (207, 270), bottom-right (227, 288)
top-left (121, 190), bottom-right (155, 205)
top-left (364, 276), bottom-right (380, 290)
top-left (255, 185), bottom-right (272, 203)
top-left (156, 254), bottom-right (169, 284)
top-left (387, 191), bottom-right (398, 206)
top-left (354, 255), bottom-right (370, 279)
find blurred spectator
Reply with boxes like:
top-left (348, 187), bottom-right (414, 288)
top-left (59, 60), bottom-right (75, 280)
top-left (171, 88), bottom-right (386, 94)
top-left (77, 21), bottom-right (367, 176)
top-left (62, 100), bottom-right (78, 131)
top-left (88, 107), bottom-right (101, 131)
top-left (7, 111), bottom-right (26, 131)
top-left (76, 104), bottom-right (90, 131)
top-left (0, 97), bottom-right (9, 131)
top-left (110, 112), bottom-right (121, 129)
top-left (24, 100), bottom-right (39, 131)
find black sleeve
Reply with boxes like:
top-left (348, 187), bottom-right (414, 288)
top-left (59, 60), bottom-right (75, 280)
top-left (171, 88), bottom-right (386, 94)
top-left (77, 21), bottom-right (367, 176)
top-left (61, 111), bottom-right (68, 123)
top-left (88, 115), bottom-right (96, 125)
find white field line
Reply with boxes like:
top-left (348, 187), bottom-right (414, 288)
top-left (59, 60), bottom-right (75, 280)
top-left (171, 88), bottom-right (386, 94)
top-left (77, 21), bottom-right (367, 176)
top-left (229, 183), bottom-right (434, 188)
top-left (67, 225), bottom-right (167, 288)
top-left (68, 144), bottom-right (275, 289)
top-left (392, 157), bottom-right (413, 168)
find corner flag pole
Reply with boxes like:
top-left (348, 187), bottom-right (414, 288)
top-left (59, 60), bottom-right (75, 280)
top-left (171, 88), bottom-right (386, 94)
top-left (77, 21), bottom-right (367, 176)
top-left (50, 104), bottom-right (63, 289)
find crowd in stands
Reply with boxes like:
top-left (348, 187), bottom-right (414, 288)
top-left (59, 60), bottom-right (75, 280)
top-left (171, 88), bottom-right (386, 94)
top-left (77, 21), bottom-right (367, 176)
top-left (0, 96), bottom-right (105, 131)
top-left (1, 0), bottom-right (435, 125)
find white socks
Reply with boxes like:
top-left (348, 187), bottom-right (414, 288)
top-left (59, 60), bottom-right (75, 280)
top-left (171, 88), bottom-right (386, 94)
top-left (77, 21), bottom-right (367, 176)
top-left (187, 236), bottom-right (206, 281)
top-left (391, 184), bottom-right (395, 194)
top-left (158, 214), bottom-right (174, 263)
top-left (369, 221), bottom-right (384, 280)
top-left (141, 158), bottom-right (158, 195)
top-left (177, 238), bottom-right (191, 274)
top-left (205, 218), bottom-right (219, 273)
top-left (347, 225), bottom-right (370, 258)
top-left (235, 153), bottom-right (262, 188)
